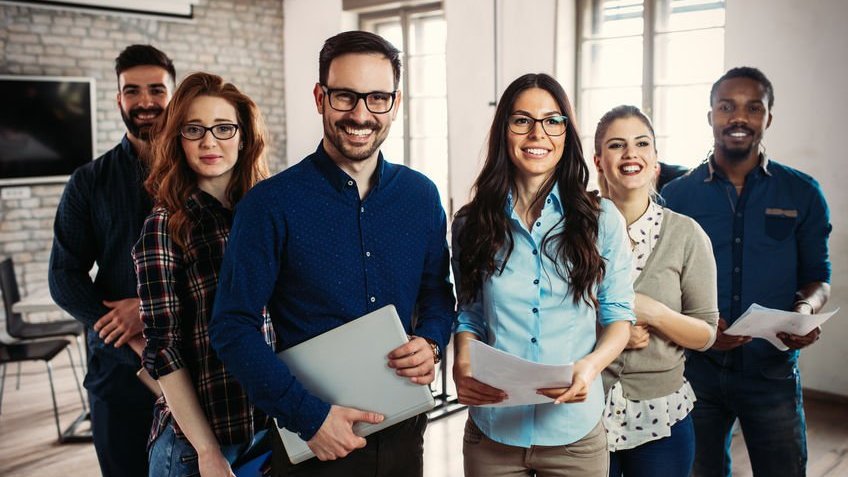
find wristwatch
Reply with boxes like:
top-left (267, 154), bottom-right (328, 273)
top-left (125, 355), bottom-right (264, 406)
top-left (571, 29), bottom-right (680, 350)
top-left (425, 338), bottom-right (442, 365)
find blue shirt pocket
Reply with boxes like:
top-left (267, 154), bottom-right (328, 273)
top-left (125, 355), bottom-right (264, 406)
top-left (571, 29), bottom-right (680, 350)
top-left (764, 208), bottom-right (797, 241)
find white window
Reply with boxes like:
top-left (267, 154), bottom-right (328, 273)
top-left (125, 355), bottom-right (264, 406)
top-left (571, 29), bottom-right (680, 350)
top-left (577, 0), bottom-right (725, 168)
top-left (361, 6), bottom-right (450, 212)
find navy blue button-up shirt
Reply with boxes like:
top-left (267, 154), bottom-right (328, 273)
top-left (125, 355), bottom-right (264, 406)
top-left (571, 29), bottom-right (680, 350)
top-left (210, 143), bottom-right (456, 440)
top-left (662, 155), bottom-right (831, 368)
top-left (50, 135), bottom-right (151, 369)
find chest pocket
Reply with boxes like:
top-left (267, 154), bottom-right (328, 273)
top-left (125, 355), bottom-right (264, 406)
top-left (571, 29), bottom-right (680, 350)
top-left (764, 208), bottom-right (797, 241)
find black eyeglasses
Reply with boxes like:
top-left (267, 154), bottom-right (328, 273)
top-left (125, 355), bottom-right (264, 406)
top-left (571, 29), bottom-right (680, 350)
top-left (321, 85), bottom-right (397, 114)
top-left (508, 114), bottom-right (568, 136)
top-left (180, 123), bottom-right (239, 141)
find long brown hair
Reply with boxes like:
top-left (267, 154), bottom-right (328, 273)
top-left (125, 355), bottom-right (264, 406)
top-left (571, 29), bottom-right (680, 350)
top-left (146, 72), bottom-right (269, 248)
top-left (455, 73), bottom-right (604, 307)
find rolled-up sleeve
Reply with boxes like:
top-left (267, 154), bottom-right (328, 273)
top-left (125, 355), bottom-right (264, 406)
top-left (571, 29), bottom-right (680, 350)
top-left (133, 210), bottom-right (186, 379)
top-left (797, 180), bottom-right (832, 286)
top-left (450, 217), bottom-right (488, 341)
top-left (596, 199), bottom-right (636, 327)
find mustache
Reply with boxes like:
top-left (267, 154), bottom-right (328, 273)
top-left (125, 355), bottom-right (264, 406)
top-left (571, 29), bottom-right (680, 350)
top-left (723, 125), bottom-right (754, 136)
top-left (129, 106), bottom-right (164, 120)
top-left (335, 119), bottom-right (380, 131)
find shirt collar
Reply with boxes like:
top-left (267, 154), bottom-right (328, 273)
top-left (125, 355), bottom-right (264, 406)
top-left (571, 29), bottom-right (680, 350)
top-left (186, 188), bottom-right (228, 213)
top-left (705, 150), bottom-right (772, 182)
top-left (312, 142), bottom-right (387, 193)
top-left (505, 181), bottom-right (563, 217)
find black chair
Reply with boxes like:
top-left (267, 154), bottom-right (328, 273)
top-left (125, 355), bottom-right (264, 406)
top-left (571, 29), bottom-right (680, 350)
top-left (0, 340), bottom-right (88, 442)
top-left (0, 258), bottom-right (86, 380)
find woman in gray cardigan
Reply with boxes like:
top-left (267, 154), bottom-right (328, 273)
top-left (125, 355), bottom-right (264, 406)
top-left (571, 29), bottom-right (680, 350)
top-left (593, 105), bottom-right (719, 477)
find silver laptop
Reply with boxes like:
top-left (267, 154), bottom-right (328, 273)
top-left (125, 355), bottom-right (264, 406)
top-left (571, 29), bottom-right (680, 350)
top-left (275, 305), bottom-right (436, 464)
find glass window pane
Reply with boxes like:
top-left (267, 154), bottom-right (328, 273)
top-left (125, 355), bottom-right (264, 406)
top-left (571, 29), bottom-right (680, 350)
top-left (409, 15), bottom-right (446, 55)
top-left (409, 98), bottom-right (447, 139)
top-left (581, 37), bottom-right (643, 88)
top-left (655, 0), bottom-right (725, 33)
top-left (407, 55), bottom-right (447, 97)
top-left (375, 21), bottom-right (403, 51)
top-left (653, 84), bottom-right (713, 167)
top-left (410, 137), bottom-right (449, 211)
top-left (585, 0), bottom-right (645, 38)
top-left (654, 28), bottom-right (724, 84)
top-left (382, 136), bottom-right (405, 164)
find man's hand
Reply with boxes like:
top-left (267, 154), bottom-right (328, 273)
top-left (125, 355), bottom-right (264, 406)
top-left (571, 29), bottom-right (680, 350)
top-left (306, 405), bottom-right (384, 461)
top-left (711, 318), bottom-right (751, 351)
top-left (537, 358), bottom-right (600, 404)
top-left (626, 324), bottom-right (650, 350)
top-left (453, 360), bottom-right (506, 406)
top-left (387, 336), bottom-right (437, 385)
top-left (779, 304), bottom-right (821, 349)
top-left (93, 298), bottom-right (142, 348)
top-left (197, 447), bottom-right (235, 477)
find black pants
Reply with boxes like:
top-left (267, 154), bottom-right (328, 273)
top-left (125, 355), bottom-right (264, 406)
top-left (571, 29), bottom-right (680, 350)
top-left (86, 353), bottom-right (155, 477)
top-left (272, 414), bottom-right (428, 477)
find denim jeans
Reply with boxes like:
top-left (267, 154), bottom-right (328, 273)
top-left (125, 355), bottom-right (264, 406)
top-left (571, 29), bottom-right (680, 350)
top-left (149, 422), bottom-right (267, 477)
top-left (609, 413), bottom-right (695, 477)
top-left (684, 353), bottom-right (807, 477)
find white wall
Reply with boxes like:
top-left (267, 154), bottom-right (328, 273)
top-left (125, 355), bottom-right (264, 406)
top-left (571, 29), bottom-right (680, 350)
top-left (725, 0), bottom-right (848, 396)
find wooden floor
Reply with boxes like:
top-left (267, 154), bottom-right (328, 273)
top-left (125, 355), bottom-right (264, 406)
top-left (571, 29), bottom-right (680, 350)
top-left (1, 351), bottom-right (846, 476)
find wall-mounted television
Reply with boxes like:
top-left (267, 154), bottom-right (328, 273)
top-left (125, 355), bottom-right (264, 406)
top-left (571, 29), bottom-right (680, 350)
top-left (0, 75), bottom-right (97, 186)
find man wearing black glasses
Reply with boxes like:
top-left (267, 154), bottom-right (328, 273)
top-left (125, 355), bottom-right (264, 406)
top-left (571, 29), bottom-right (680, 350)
top-left (209, 31), bottom-right (455, 476)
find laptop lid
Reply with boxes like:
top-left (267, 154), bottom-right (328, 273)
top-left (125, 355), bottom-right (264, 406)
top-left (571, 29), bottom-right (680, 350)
top-left (275, 305), bottom-right (435, 464)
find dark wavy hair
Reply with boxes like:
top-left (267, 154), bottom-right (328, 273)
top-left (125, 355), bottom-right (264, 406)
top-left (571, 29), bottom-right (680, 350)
top-left (114, 44), bottom-right (176, 88)
top-left (455, 73), bottom-right (604, 307)
top-left (319, 31), bottom-right (401, 89)
top-left (146, 72), bottom-right (269, 249)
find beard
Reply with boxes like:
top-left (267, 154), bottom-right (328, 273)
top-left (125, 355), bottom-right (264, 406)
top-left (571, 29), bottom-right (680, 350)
top-left (717, 125), bottom-right (757, 163)
top-left (120, 105), bottom-right (164, 141)
top-left (324, 117), bottom-right (388, 162)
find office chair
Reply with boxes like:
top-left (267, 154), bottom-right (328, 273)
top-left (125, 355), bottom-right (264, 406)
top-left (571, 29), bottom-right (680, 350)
top-left (0, 258), bottom-right (86, 385)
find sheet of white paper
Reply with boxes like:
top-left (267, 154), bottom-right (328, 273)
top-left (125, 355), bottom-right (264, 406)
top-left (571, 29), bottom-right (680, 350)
top-left (469, 340), bottom-right (573, 407)
top-left (723, 303), bottom-right (839, 351)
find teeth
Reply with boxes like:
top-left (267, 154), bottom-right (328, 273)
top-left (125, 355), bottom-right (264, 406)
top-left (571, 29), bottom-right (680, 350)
top-left (621, 165), bottom-right (642, 174)
top-left (524, 148), bottom-right (548, 156)
top-left (345, 128), bottom-right (372, 136)
top-left (730, 132), bottom-right (747, 137)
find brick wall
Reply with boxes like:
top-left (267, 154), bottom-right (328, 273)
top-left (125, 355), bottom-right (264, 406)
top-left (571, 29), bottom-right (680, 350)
top-left (0, 0), bottom-right (286, 296)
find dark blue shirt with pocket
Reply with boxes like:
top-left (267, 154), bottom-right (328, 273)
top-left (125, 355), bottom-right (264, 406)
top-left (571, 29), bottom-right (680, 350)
top-left (662, 155), bottom-right (831, 369)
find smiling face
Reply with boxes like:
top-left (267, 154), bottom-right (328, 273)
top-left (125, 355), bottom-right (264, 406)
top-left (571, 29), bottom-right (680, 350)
top-left (117, 65), bottom-right (173, 141)
top-left (506, 88), bottom-right (566, 183)
top-left (314, 52), bottom-right (400, 165)
top-left (709, 77), bottom-right (772, 164)
top-left (594, 116), bottom-right (659, 199)
top-left (181, 95), bottom-right (241, 193)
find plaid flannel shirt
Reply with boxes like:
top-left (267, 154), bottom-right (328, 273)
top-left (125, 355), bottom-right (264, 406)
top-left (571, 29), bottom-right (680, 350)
top-left (134, 189), bottom-right (276, 447)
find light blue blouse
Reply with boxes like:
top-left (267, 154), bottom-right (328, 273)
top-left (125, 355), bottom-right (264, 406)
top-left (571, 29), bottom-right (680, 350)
top-left (453, 186), bottom-right (635, 447)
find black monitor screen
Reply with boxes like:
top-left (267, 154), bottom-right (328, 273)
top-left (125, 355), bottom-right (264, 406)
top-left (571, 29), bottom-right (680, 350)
top-left (0, 76), bottom-right (96, 184)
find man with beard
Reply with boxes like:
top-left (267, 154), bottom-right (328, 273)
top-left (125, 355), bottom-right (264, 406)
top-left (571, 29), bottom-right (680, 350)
top-left (209, 31), bottom-right (455, 476)
top-left (662, 67), bottom-right (831, 477)
top-left (49, 44), bottom-right (175, 477)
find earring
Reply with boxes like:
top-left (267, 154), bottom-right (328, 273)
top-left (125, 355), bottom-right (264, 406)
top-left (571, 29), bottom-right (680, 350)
top-left (238, 143), bottom-right (244, 150)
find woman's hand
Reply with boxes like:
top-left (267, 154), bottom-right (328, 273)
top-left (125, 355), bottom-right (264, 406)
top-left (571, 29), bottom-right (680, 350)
top-left (453, 360), bottom-right (507, 406)
top-left (198, 447), bottom-right (235, 477)
top-left (536, 358), bottom-right (600, 404)
top-left (625, 324), bottom-right (650, 349)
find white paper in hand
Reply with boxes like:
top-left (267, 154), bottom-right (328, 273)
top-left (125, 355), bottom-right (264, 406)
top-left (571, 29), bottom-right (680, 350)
top-left (469, 340), bottom-right (573, 407)
top-left (723, 303), bottom-right (839, 351)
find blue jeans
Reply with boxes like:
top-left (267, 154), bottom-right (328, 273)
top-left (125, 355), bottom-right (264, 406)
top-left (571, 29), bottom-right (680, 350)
top-left (609, 413), bottom-right (694, 477)
top-left (149, 422), bottom-right (267, 477)
top-left (684, 353), bottom-right (807, 477)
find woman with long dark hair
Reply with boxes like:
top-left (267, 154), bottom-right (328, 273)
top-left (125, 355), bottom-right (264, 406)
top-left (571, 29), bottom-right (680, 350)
top-left (133, 72), bottom-right (274, 477)
top-left (452, 73), bottom-right (634, 476)
top-left (594, 105), bottom-right (718, 477)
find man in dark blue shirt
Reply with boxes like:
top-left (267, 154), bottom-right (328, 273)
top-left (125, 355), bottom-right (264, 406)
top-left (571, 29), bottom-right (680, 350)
top-left (49, 45), bottom-right (175, 477)
top-left (209, 31), bottom-right (455, 476)
top-left (662, 67), bottom-right (831, 477)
